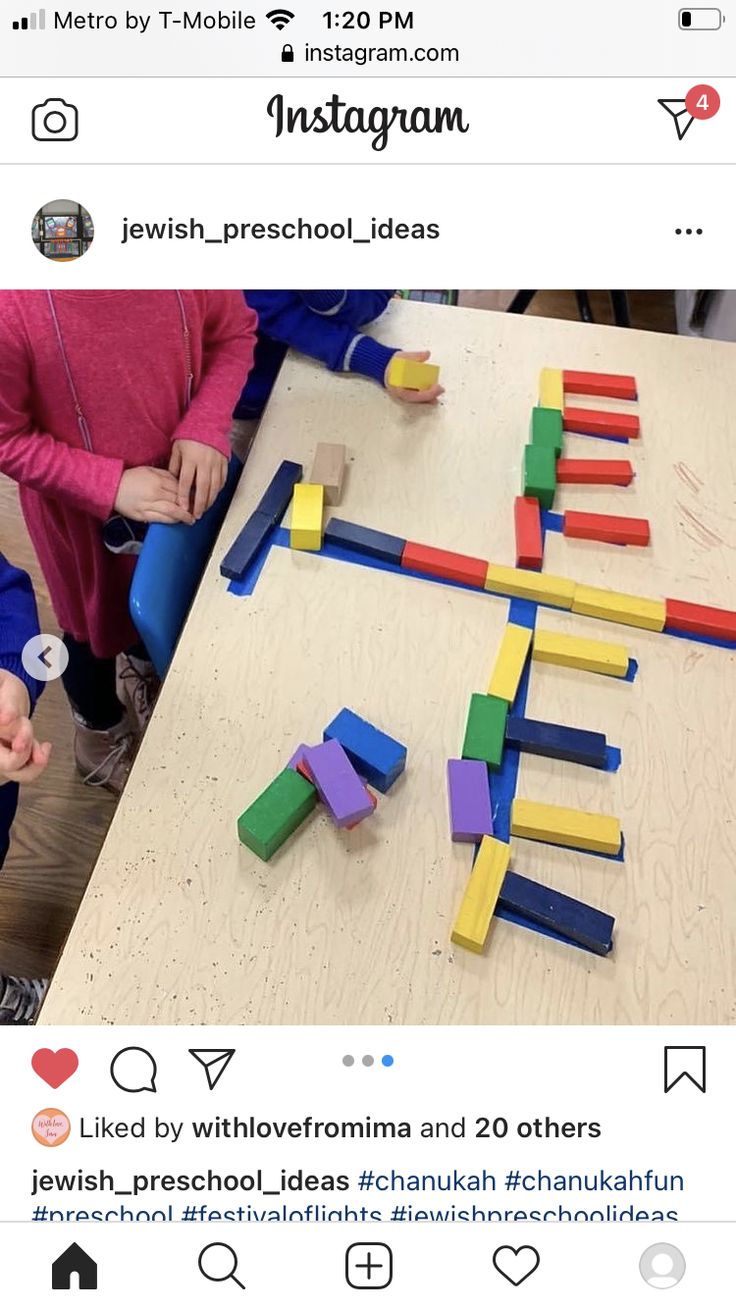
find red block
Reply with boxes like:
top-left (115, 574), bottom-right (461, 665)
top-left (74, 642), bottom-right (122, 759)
top-left (514, 495), bottom-right (543, 570)
top-left (665, 598), bottom-right (736, 643)
top-left (563, 370), bottom-right (638, 401)
top-left (563, 407), bottom-right (640, 440)
top-left (563, 510), bottom-right (650, 546)
top-left (556, 458), bottom-right (634, 486)
top-left (401, 541), bottom-right (488, 588)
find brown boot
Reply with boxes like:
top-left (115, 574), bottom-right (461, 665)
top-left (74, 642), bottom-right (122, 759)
top-left (73, 716), bottom-right (136, 796)
top-left (117, 654), bottom-right (160, 737)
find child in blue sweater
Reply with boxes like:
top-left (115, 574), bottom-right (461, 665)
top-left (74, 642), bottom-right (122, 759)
top-left (235, 290), bottom-right (444, 419)
top-left (0, 553), bottom-right (51, 1023)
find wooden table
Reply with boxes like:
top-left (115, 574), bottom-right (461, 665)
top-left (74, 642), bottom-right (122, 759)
top-left (41, 299), bottom-right (736, 1026)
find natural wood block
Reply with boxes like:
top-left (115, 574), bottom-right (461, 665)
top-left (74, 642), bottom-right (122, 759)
top-left (485, 563), bottom-right (575, 609)
top-left (310, 442), bottom-right (346, 505)
top-left (511, 798), bottom-right (622, 855)
top-left (532, 629), bottom-right (629, 678)
top-left (572, 584), bottom-right (665, 632)
top-left (487, 623), bottom-right (532, 703)
top-left (450, 836), bottom-right (510, 953)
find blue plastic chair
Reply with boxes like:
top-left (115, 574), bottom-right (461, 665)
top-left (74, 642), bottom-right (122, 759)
top-left (129, 455), bottom-right (243, 678)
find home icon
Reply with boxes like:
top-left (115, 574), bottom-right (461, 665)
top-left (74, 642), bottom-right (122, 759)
top-left (51, 1242), bottom-right (98, 1290)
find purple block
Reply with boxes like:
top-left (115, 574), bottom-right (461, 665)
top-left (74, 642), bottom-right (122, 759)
top-left (303, 740), bottom-right (374, 829)
top-left (447, 758), bottom-right (493, 842)
top-left (287, 743), bottom-right (311, 772)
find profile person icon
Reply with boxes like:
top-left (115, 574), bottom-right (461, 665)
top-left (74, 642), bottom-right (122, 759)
top-left (639, 1243), bottom-right (686, 1289)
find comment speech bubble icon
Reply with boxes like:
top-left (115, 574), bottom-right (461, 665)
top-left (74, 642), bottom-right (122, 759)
top-left (110, 1046), bottom-right (158, 1093)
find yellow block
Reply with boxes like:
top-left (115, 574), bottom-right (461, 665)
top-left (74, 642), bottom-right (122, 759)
top-left (451, 836), bottom-right (510, 953)
top-left (290, 483), bottom-right (324, 551)
top-left (533, 628), bottom-right (629, 678)
top-left (511, 798), bottom-right (621, 855)
top-left (572, 584), bottom-right (665, 632)
top-left (539, 367), bottom-right (564, 411)
top-left (488, 623), bottom-right (532, 702)
top-left (485, 563), bottom-right (575, 610)
top-left (387, 356), bottom-right (440, 391)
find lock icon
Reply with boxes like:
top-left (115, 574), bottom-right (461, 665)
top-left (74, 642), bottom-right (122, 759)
top-left (281, 43), bottom-right (294, 62)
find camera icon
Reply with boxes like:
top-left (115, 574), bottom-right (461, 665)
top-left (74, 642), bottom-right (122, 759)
top-left (32, 98), bottom-right (79, 142)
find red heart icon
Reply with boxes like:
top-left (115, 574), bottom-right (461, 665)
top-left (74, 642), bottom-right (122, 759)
top-left (31, 1048), bottom-right (79, 1089)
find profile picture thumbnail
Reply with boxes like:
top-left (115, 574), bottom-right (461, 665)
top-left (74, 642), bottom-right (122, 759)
top-left (32, 200), bottom-right (94, 262)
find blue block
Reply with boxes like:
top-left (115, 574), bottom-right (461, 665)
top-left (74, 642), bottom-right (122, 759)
top-left (323, 518), bottom-right (406, 566)
top-left (498, 870), bottom-right (614, 956)
top-left (220, 511), bottom-right (273, 581)
top-left (257, 460), bottom-right (303, 523)
top-left (323, 707), bottom-right (407, 793)
top-left (505, 715), bottom-right (608, 769)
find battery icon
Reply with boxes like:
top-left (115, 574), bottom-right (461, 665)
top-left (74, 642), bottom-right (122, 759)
top-left (679, 7), bottom-right (723, 27)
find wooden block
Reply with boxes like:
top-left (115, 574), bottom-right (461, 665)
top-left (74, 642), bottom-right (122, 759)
top-left (530, 406), bottom-right (564, 458)
top-left (450, 836), bottom-right (510, 953)
top-left (498, 870), bottom-right (614, 955)
top-left (487, 623), bottom-right (532, 703)
top-left (290, 483), bottom-right (324, 551)
top-left (563, 407), bottom-right (640, 439)
top-left (485, 563), bottom-right (575, 610)
top-left (345, 789), bottom-right (378, 831)
top-left (556, 458), bottom-right (634, 486)
top-left (401, 541), bottom-right (487, 588)
top-left (387, 356), bottom-right (440, 391)
top-left (562, 370), bottom-right (637, 401)
top-left (323, 707), bottom-right (406, 793)
top-left (237, 767), bottom-right (318, 861)
top-left (511, 798), bottom-right (622, 855)
top-left (292, 750), bottom-right (377, 828)
top-left (257, 459), bottom-right (303, 522)
top-left (539, 367), bottom-right (564, 411)
top-left (461, 693), bottom-right (508, 770)
top-left (324, 517), bottom-right (406, 566)
top-left (665, 597), bottom-right (736, 643)
top-left (514, 496), bottom-right (543, 569)
top-left (522, 444), bottom-right (557, 510)
top-left (563, 510), bottom-right (650, 547)
top-left (447, 759), bottom-right (493, 842)
top-left (286, 743), bottom-right (311, 771)
top-left (505, 715), bottom-right (608, 770)
top-left (532, 629), bottom-right (629, 678)
top-left (302, 740), bottom-right (374, 828)
top-left (310, 443), bottom-right (346, 505)
top-left (220, 511), bottom-right (272, 581)
top-left (573, 584), bottom-right (665, 632)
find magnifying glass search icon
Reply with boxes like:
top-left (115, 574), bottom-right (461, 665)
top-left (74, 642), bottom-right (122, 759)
top-left (198, 1242), bottom-right (246, 1290)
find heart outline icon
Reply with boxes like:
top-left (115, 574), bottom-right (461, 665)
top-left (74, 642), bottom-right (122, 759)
top-left (31, 1048), bottom-right (79, 1089)
top-left (492, 1244), bottom-right (541, 1286)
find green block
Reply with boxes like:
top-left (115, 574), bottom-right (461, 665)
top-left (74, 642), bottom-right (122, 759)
top-left (237, 766), bottom-right (318, 861)
top-left (523, 444), bottom-right (557, 510)
top-left (530, 406), bottom-right (563, 458)
top-left (461, 693), bottom-right (508, 770)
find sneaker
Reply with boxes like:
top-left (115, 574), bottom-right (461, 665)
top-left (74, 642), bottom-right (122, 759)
top-left (117, 655), bottom-right (160, 735)
top-left (0, 975), bottom-right (48, 1024)
top-left (73, 716), bottom-right (136, 796)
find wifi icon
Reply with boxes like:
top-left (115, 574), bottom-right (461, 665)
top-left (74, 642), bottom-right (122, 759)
top-left (267, 8), bottom-right (295, 29)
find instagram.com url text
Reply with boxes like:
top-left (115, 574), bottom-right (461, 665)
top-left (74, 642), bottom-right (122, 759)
top-left (121, 217), bottom-right (440, 245)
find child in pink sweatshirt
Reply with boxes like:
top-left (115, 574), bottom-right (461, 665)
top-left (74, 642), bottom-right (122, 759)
top-left (0, 290), bottom-right (256, 794)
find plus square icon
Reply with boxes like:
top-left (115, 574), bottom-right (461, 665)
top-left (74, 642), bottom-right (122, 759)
top-left (345, 1243), bottom-right (393, 1290)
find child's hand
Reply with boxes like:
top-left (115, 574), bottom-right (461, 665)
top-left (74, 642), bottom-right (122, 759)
top-left (114, 467), bottom-right (195, 525)
top-left (0, 671), bottom-right (51, 786)
top-left (385, 351), bottom-right (445, 405)
top-left (169, 440), bottom-right (228, 520)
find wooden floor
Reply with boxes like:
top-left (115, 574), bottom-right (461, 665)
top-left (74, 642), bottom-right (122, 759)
top-left (0, 289), bottom-right (677, 984)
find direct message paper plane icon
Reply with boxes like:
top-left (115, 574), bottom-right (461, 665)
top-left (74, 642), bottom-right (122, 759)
top-left (189, 1048), bottom-right (236, 1090)
top-left (658, 98), bottom-right (695, 139)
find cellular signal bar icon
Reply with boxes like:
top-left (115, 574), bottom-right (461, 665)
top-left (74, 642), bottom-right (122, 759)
top-left (13, 7), bottom-right (46, 29)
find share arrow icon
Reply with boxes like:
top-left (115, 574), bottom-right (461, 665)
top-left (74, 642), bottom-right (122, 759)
top-left (189, 1048), bottom-right (236, 1090)
top-left (658, 98), bottom-right (695, 139)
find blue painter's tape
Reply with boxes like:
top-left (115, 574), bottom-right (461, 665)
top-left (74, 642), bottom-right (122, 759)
top-left (512, 832), bottom-right (626, 863)
top-left (569, 430), bottom-right (631, 445)
top-left (541, 511), bottom-right (564, 535)
top-left (605, 745), bottom-right (622, 772)
top-left (624, 658), bottom-right (638, 683)
top-left (664, 625), bottom-right (736, 653)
